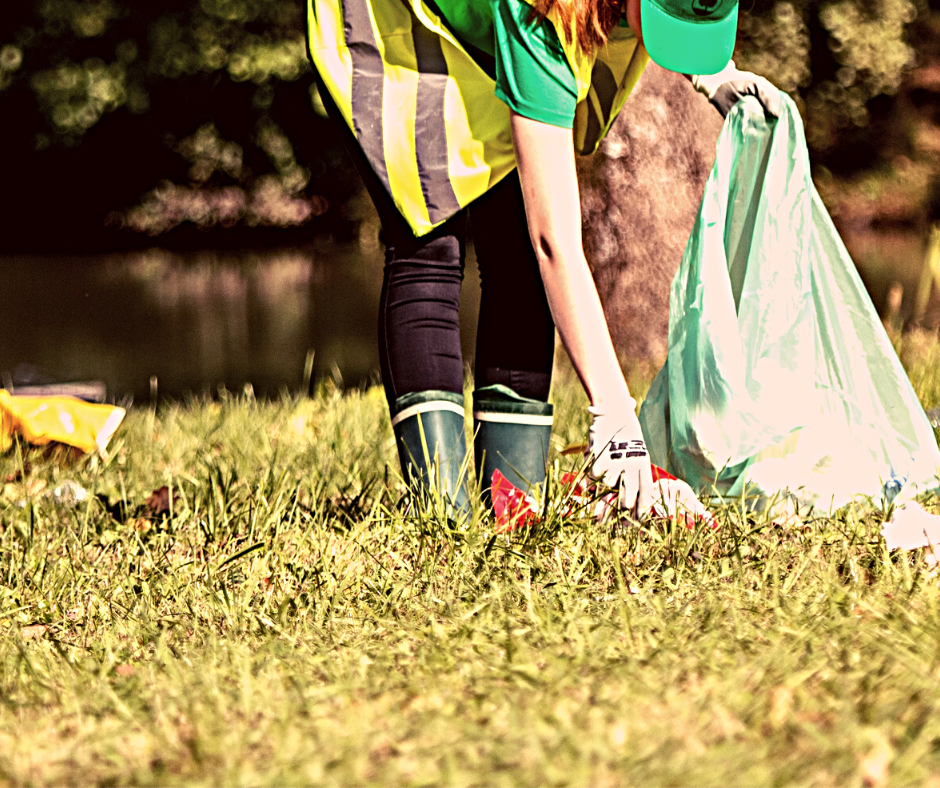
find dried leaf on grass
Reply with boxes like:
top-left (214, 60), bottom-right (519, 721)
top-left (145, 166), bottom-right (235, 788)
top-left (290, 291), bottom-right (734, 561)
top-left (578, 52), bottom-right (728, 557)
top-left (97, 485), bottom-right (178, 524)
top-left (858, 728), bottom-right (893, 788)
top-left (767, 686), bottom-right (793, 730)
top-left (144, 486), bottom-right (176, 517)
top-left (4, 461), bottom-right (31, 483)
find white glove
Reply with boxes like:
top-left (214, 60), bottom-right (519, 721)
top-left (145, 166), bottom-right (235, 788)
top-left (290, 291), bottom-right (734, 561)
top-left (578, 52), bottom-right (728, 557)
top-left (692, 61), bottom-right (781, 119)
top-left (587, 399), bottom-right (654, 518)
top-left (650, 477), bottom-right (716, 528)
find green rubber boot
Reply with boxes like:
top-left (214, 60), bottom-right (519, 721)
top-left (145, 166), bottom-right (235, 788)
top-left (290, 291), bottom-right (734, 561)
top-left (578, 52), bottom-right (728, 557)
top-left (473, 384), bottom-right (554, 499)
top-left (391, 390), bottom-right (470, 513)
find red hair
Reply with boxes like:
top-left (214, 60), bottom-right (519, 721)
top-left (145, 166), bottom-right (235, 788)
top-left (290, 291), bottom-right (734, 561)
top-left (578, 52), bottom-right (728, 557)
top-left (529, 0), bottom-right (623, 53)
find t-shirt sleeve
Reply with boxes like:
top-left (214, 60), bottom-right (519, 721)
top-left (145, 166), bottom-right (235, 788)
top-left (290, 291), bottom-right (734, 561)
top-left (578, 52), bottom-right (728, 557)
top-left (491, 0), bottom-right (579, 128)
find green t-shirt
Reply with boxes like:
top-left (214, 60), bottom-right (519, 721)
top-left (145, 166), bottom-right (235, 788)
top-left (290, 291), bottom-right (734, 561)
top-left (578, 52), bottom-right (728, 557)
top-left (432, 0), bottom-right (579, 128)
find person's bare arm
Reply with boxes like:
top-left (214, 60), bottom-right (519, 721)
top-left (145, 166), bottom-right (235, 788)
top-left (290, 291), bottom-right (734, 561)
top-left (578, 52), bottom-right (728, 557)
top-left (510, 111), bottom-right (631, 411)
top-left (512, 111), bottom-right (653, 515)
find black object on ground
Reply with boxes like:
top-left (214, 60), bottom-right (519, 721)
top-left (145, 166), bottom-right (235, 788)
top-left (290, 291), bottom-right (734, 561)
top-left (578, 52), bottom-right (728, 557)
top-left (1, 381), bottom-right (107, 403)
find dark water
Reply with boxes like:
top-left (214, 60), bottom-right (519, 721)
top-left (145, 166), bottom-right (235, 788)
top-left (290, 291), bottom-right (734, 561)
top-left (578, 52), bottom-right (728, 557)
top-left (0, 227), bottom-right (927, 402)
top-left (0, 238), bottom-right (481, 401)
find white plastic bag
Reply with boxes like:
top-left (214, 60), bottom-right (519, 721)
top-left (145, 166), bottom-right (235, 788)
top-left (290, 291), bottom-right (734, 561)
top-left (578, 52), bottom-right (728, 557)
top-left (640, 95), bottom-right (940, 513)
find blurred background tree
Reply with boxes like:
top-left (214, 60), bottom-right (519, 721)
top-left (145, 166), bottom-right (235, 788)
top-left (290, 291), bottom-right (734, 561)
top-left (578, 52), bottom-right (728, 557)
top-left (0, 0), bottom-right (365, 250)
top-left (735, 0), bottom-right (940, 232)
top-left (0, 0), bottom-right (936, 251)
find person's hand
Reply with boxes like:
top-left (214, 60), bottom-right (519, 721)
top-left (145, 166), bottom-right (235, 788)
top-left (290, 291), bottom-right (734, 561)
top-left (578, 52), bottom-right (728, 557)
top-left (691, 62), bottom-right (781, 120)
top-left (587, 399), bottom-right (654, 518)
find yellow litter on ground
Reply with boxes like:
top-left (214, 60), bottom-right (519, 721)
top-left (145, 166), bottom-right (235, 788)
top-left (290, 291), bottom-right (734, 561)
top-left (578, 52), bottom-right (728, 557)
top-left (0, 390), bottom-right (125, 456)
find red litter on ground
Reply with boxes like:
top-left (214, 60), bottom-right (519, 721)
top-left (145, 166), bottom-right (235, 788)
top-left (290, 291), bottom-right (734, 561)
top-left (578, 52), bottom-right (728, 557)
top-left (490, 466), bottom-right (717, 532)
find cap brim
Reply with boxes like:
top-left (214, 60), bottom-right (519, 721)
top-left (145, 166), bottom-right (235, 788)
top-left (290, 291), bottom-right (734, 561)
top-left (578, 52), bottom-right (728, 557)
top-left (640, 0), bottom-right (737, 75)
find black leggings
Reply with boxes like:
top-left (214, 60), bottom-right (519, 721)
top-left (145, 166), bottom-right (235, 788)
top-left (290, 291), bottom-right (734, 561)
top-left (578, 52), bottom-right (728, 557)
top-left (321, 85), bottom-right (555, 404)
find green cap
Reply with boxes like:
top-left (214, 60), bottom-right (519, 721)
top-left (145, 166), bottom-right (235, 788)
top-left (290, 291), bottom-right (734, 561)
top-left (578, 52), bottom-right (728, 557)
top-left (640, 0), bottom-right (738, 76)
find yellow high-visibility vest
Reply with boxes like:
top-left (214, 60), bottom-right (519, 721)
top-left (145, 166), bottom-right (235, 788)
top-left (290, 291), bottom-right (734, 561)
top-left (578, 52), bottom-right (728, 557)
top-left (307, 0), bottom-right (649, 236)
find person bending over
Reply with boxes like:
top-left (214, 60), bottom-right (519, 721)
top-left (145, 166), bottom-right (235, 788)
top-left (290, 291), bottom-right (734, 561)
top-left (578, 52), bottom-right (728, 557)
top-left (306, 0), bottom-right (780, 514)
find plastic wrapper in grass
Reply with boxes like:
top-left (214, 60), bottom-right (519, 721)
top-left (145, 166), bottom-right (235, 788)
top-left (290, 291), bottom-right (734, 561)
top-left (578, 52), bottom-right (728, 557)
top-left (490, 466), bottom-right (716, 532)
top-left (0, 391), bottom-right (125, 457)
top-left (882, 501), bottom-right (940, 564)
top-left (640, 94), bottom-right (940, 514)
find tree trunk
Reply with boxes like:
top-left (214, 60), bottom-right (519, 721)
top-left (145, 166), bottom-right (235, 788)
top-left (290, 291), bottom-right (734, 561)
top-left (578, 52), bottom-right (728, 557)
top-left (579, 64), bottom-right (724, 368)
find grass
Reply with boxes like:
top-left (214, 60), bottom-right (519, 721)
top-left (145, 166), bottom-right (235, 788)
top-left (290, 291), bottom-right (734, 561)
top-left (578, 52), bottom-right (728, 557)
top-left (2, 350), bottom-right (940, 786)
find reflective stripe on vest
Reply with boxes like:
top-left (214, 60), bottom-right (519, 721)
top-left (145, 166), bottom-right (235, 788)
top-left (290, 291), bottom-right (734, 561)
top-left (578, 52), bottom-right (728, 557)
top-left (575, 25), bottom-right (649, 156)
top-left (307, 0), bottom-right (648, 236)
